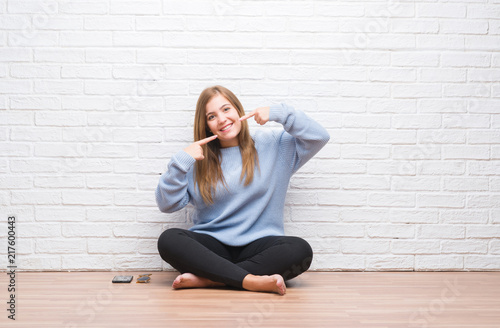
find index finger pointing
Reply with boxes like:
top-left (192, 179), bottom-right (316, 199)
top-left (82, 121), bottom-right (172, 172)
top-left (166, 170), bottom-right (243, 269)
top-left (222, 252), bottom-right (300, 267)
top-left (239, 111), bottom-right (255, 122)
top-left (196, 135), bottom-right (218, 145)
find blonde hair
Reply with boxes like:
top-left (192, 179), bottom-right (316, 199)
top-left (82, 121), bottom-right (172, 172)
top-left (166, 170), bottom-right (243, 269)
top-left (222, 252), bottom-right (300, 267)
top-left (194, 85), bottom-right (258, 205)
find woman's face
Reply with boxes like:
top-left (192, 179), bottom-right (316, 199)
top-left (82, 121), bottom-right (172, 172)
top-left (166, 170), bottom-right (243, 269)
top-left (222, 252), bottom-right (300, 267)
top-left (205, 94), bottom-right (242, 148)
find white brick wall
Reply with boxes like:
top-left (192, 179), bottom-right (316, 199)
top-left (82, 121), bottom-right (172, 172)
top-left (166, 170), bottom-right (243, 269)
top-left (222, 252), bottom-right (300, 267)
top-left (0, 0), bottom-right (499, 272)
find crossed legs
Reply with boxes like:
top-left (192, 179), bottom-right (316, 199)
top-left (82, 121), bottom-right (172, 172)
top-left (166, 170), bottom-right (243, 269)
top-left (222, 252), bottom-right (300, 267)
top-left (157, 228), bottom-right (313, 295)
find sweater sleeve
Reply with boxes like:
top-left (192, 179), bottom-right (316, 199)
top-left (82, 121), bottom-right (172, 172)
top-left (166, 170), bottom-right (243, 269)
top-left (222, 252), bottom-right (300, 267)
top-left (155, 150), bottom-right (196, 213)
top-left (268, 103), bottom-right (330, 172)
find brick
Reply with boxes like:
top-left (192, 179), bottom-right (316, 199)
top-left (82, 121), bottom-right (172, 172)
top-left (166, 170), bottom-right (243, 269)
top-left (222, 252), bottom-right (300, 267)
top-left (87, 144), bottom-right (136, 158)
top-left (466, 36), bottom-right (500, 51)
top-left (61, 65), bottom-right (112, 79)
top-left (368, 99), bottom-right (416, 114)
top-left (415, 256), bottom-right (463, 270)
top-left (440, 20), bottom-right (488, 34)
top-left (340, 83), bottom-right (390, 98)
top-left (442, 240), bottom-right (488, 254)
top-left (291, 206), bottom-right (340, 222)
top-left (35, 49), bottom-right (85, 63)
top-left (113, 32), bottom-right (162, 47)
top-left (35, 111), bottom-right (86, 127)
top-left (419, 130), bottom-right (466, 144)
top-left (87, 207), bottom-right (137, 222)
top-left (37, 16), bottom-right (83, 30)
top-left (465, 256), bottom-right (500, 270)
top-left (0, 80), bottom-right (31, 94)
top-left (343, 115), bottom-right (391, 129)
top-left (290, 176), bottom-right (340, 190)
top-left (368, 192), bottom-right (415, 207)
top-left (136, 16), bottom-right (185, 31)
top-left (10, 64), bottom-right (60, 78)
top-left (138, 49), bottom-right (186, 64)
top-left (110, 0), bottom-right (160, 15)
top-left (62, 127), bottom-right (112, 142)
top-left (317, 224), bottom-right (365, 238)
top-left (313, 254), bottom-right (365, 270)
top-left (0, 175), bottom-right (33, 189)
top-left (60, 32), bottom-right (112, 47)
top-left (37, 239), bottom-right (87, 254)
top-left (86, 49), bottom-right (135, 63)
top-left (113, 223), bottom-right (163, 238)
top-left (469, 100), bottom-right (500, 114)
top-left (368, 161), bottom-right (416, 176)
top-left (392, 52), bottom-right (439, 67)
top-left (469, 161), bottom-right (500, 176)
top-left (420, 68), bottom-right (466, 83)
top-left (35, 175), bottom-right (84, 189)
top-left (85, 80), bottom-right (136, 95)
top-left (417, 4), bottom-right (466, 18)
top-left (87, 238), bottom-right (139, 254)
top-left (59, 1), bottom-right (108, 14)
top-left (389, 209), bottom-right (438, 224)
top-left (444, 178), bottom-right (489, 192)
top-left (317, 191), bottom-right (367, 206)
top-left (392, 145), bottom-right (441, 160)
top-left (341, 145), bottom-right (390, 159)
top-left (417, 194), bottom-right (465, 208)
top-left (392, 240), bottom-right (440, 254)
top-left (340, 209), bottom-right (391, 223)
top-left (393, 84), bottom-right (442, 98)
top-left (62, 96), bottom-right (113, 111)
top-left (0, 48), bottom-right (31, 62)
top-left (467, 225), bottom-right (500, 239)
top-left (339, 176), bottom-right (390, 190)
top-left (417, 225), bottom-right (465, 239)
top-left (442, 52), bottom-right (490, 68)
top-left (11, 190), bottom-right (60, 205)
top-left (393, 177), bottom-right (440, 191)
top-left (9, 31), bottom-right (58, 47)
top-left (369, 68), bottom-right (416, 82)
top-left (86, 175), bottom-right (137, 189)
top-left (34, 80), bottom-right (83, 95)
top-left (442, 145), bottom-right (489, 160)
top-left (20, 222), bottom-right (60, 238)
top-left (443, 114), bottom-right (489, 128)
top-left (390, 19), bottom-right (439, 33)
top-left (367, 224), bottom-right (415, 238)
top-left (342, 239), bottom-right (390, 254)
top-left (367, 130), bottom-right (416, 144)
top-left (113, 128), bottom-right (163, 143)
top-left (416, 35), bottom-right (465, 51)
top-left (62, 223), bottom-right (112, 237)
top-left (63, 190), bottom-right (113, 206)
top-left (466, 194), bottom-right (500, 209)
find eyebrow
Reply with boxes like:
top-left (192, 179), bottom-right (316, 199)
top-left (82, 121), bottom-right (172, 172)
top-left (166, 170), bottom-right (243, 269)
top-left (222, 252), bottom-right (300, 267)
top-left (206, 103), bottom-right (231, 117)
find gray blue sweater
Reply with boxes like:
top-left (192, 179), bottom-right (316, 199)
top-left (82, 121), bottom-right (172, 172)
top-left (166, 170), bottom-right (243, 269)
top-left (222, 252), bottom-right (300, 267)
top-left (155, 103), bottom-right (330, 246)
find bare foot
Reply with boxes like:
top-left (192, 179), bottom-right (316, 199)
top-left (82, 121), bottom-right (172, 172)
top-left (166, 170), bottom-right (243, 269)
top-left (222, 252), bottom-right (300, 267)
top-left (172, 273), bottom-right (225, 290)
top-left (242, 274), bottom-right (286, 295)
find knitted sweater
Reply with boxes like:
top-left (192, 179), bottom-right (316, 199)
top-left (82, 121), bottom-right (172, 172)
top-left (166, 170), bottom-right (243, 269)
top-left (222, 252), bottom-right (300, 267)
top-left (155, 103), bottom-right (330, 246)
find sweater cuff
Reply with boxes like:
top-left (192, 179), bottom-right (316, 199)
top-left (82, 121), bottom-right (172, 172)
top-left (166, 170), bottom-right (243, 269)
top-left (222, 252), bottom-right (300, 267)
top-left (268, 103), bottom-right (286, 124)
top-left (171, 150), bottom-right (196, 172)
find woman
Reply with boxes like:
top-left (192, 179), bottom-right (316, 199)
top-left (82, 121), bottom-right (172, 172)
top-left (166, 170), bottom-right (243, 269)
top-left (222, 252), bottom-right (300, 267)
top-left (156, 85), bottom-right (329, 295)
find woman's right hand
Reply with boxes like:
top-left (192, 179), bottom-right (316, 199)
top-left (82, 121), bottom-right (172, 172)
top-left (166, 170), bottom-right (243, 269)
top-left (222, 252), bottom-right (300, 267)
top-left (183, 135), bottom-right (218, 160)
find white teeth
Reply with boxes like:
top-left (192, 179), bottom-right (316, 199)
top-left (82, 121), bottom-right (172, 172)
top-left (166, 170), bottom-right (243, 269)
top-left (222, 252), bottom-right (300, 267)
top-left (221, 124), bottom-right (232, 131)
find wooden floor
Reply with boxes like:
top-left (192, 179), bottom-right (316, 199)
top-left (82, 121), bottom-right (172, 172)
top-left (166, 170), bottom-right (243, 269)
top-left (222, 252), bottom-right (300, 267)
top-left (1, 271), bottom-right (499, 328)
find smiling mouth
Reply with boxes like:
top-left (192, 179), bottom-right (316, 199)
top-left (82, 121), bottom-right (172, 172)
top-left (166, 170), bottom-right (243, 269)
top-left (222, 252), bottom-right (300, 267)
top-left (220, 123), bottom-right (233, 132)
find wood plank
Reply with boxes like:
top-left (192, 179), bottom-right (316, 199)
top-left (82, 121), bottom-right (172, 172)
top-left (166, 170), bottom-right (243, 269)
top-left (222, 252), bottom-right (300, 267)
top-left (1, 272), bottom-right (499, 327)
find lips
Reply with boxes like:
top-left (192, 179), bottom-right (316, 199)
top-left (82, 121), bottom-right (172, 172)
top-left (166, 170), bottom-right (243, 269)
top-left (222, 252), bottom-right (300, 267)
top-left (220, 123), bottom-right (233, 132)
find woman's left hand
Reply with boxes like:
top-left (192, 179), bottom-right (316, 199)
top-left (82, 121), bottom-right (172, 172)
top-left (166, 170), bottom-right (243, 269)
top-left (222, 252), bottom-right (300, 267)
top-left (239, 106), bottom-right (270, 125)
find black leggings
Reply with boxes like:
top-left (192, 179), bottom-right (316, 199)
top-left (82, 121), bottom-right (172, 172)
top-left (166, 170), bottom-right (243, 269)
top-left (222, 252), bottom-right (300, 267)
top-left (157, 228), bottom-right (313, 289)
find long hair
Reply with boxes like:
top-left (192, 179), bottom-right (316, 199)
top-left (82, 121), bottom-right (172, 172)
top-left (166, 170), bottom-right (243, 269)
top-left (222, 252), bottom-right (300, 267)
top-left (194, 85), bottom-right (259, 205)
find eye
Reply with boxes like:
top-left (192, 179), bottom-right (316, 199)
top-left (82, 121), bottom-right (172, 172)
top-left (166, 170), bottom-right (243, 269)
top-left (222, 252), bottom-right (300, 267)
top-left (207, 114), bottom-right (215, 121)
top-left (223, 107), bottom-right (230, 112)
